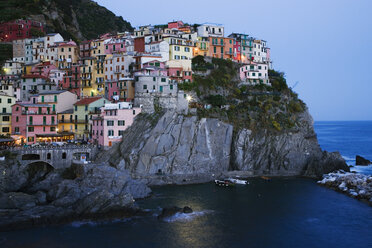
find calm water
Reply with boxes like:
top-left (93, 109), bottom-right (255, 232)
top-left (1, 121), bottom-right (372, 248)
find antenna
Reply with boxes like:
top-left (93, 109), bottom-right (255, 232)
top-left (291, 81), bottom-right (299, 90)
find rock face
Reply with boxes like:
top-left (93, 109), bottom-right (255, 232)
top-left (0, 162), bottom-right (151, 230)
top-left (101, 111), bottom-right (233, 181)
top-left (356, 155), bottom-right (371, 166)
top-left (318, 171), bottom-right (372, 205)
top-left (99, 110), bottom-right (348, 184)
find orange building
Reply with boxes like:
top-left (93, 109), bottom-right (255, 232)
top-left (208, 37), bottom-right (234, 60)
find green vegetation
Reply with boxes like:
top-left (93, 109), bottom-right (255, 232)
top-left (0, 43), bottom-right (12, 69)
top-left (0, 0), bottom-right (133, 41)
top-left (184, 59), bottom-right (307, 133)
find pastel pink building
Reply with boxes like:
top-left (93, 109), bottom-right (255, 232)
top-left (104, 38), bottom-right (126, 54)
top-left (12, 103), bottom-right (57, 144)
top-left (168, 21), bottom-right (184, 29)
top-left (91, 102), bottom-right (141, 147)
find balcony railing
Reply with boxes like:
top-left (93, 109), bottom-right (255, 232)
top-left (22, 111), bottom-right (57, 115)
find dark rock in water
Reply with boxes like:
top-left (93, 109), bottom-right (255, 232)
top-left (183, 206), bottom-right (193, 213)
top-left (356, 155), bottom-right (371, 166)
top-left (349, 165), bottom-right (354, 168)
top-left (158, 206), bottom-right (193, 219)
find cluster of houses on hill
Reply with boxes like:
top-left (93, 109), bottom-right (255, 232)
top-left (0, 19), bottom-right (271, 148)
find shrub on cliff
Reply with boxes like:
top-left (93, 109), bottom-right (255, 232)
top-left (205, 95), bottom-right (227, 107)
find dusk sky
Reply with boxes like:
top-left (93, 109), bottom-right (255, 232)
top-left (97, 0), bottom-right (371, 121)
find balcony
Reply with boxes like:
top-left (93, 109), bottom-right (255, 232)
top-left (74, 119), bottom-right (89, 124)
top-left (58, 119), bottom-right (74, 124)
top-left (225, 51), bottom-right (234, 55)
top-left (28, 89), bottom-right (39, 94)
top-left (114, 70), bottom-right (121, 74)
top-left (22, 111), bottom-right (57, 115)
top-left (96, 79), bottom-right (104, 85)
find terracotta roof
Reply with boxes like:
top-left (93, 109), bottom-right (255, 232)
top-left (74, 97), bottom-right (103, 106)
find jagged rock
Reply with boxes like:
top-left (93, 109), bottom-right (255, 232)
top-left (157, 206), bottom-right (193, 219)
top-left (356, 155), bottom-right (371, 166)
top-left (318, 171), bottom-right (372, 205)
top-left (98, 110), bottom-right (348, 182)
top-left (0, 192), bottom-right (38, 210)
top-left (0, 163), bottom-right (151, 230)
top-left (183, 206), bottom-right (193, 213)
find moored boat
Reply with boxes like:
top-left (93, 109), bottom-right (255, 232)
top-left (227, 178), bottom-right (249, 185)
top-left (214, 180), bottom-right (235, 187)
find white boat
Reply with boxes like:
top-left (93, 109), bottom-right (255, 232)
top-left (227, 178), bottom-right (249, 185)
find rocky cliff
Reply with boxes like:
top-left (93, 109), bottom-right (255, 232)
top-left (98, 110), bottom-right (348, 185)
top-left (0, 158), bottom-right (150, 230)
top-left (98, 59), bottom-right (349, 183)
top-left (0, 0), bottom-right (133, 41)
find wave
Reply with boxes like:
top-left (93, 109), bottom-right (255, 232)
top-left (342, 155), bottom-right (355, 162)
top-left (163, 210), bottom-right (214, 223)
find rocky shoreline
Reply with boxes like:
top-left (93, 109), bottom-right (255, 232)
top-left (318, 170), bottom-right (372, 206)
top-left (0, 161), bottom-right (151, 231)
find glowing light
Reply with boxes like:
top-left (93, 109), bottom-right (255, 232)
top-left (186, 95), bottom-right (192, 102)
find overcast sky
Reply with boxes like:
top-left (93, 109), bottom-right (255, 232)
top-left (96, 0), bottom-right (372, 121)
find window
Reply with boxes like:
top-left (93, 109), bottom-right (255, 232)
top-left (7, 98), bottom-right (11, 104)
top-left (75, 105), bottom-right (77, 111)
top-left (118, 130), bottom-right (125, 136)
top-left (2, 127), bottom-right (9, 133)
top-left (14, 127), bottom-right (19, 133)
top-left (85, 105), bottom-right (88, 111)
top-left (3, 116), bottom-right (10, 122)
top-left (143, 85), bottom-right (147, 90)
top-left (107, 120), bottom-right (114, 126)
top-left (28, 126), bottom-right (34, 132)
top-left (47, 153), bottom-right (51, 159)
top-left (185, 47), bottom-right (190, 52)
top-left (108, 130), bottom-right (114, 136)
top-left (62, 152), bottom-right (67, 159)
top-left (50, 127), bottom-right (56, 131)
top-left (118, 120), bottom-right (125, 126)
top-left (28, 137), bottom-right (34, 142)
top-left (161, 78), bottom-right (166, 82)
top-left (170, 85), bottom-right (173, 90)
top-left (133, 110), bottom-right (136, 115)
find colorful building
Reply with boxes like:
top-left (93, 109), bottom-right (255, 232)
top-left (57, 109), bottom-right (74, 134)
top-left (240, 62), bottom-right (269, 84)
top-left (11, 103), bottom-right (57, 144)
top-left (73, 97), bottom-right (110, 140)
top-left (208, 37), bottom-right (234, 60)
top-left (57, 40), bottom-right (78, 69)
top-left (197, 23), bottom-right (224, 38)
top-left (193, 37), bottom-right (209, 57)
top-left (32, 90), bottom-right (77, 113)
top-left (0, 92), bottom-right (16, 136)
top-left (0, 19), bottom-right (44, 42)
top-left (91, 102), bottom-right (141, 147)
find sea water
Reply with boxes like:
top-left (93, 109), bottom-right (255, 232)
top-left (1, 121), bottom-right (372, 248)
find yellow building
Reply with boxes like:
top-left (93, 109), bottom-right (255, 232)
top-left (73, 97), bottom-right (109, 140)
top-left (164, 37), bottom-right (193, 71)
top-left (57, 41), bottom-right (79, 70)
top-left (57, 109), bottom-right (74, 134)
top-left (0, 92), bottom-right (16, 136)
top-left (193, 37), bottom-right (209, 57)
top-left (80, 57), bottom-right (96, 97)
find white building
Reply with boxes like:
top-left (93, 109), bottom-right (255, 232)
top-left (197, 23), bottom-right (224, 38)
top-left (145, 41), bottom-right (170, 62)
top-left (3, 60), bottom-right (23, 75)
top-left (240, 62), bottom-right (269, 84)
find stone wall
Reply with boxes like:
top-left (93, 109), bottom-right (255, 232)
top-left (15, 146), bottom-right (98, 169)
